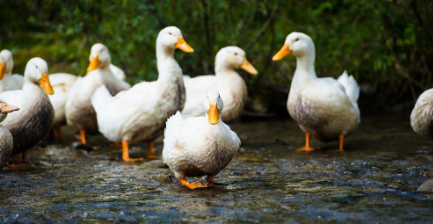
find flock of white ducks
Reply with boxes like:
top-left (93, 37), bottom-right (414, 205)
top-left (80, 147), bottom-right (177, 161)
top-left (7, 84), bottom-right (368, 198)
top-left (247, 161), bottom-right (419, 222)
top-left (1, 27), bottom-right (430, 189)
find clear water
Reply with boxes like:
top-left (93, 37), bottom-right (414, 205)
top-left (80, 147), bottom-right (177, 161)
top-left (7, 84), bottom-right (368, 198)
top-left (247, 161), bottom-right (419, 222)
top-left (1, 115), bottom-right (433, 223)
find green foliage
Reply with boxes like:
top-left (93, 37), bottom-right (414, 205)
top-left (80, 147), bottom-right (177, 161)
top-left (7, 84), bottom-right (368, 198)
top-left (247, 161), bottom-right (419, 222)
top-left (0, 0), bottom-right (432, 113)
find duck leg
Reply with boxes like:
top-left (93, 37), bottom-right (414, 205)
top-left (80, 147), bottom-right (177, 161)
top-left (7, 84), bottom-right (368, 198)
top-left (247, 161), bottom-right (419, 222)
top-left (122, 140), bottom-right (144, 162)
top-left (80, 129), bottom-right (86, 144)
top-left (147, 140), bottom-right (161, 159)
top-left (54, 127), bottom-right (64, 142)
top-left (6, 150), bottom-right (29, 167)
top-left (111, 142), bottom-right (121, 148)
top-left (297, 132), bottom-right (314, 152)
top-left (329, 134), bottom-right (345, 152)
top-left (48, 128), bottom-right (55, 140)
top-left (207, 175), bottom-right (217, 187)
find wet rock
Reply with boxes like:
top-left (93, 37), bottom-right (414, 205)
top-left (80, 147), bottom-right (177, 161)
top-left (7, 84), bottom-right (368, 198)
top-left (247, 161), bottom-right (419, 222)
top-left (417, 179), bottom-right (433, 192)
top-left (147, 159), bottom-right (168, 168)
top-left (71, 142), bottom-right (95, 151)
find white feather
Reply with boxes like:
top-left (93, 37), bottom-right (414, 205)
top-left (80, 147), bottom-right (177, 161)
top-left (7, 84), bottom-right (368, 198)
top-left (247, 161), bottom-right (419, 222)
top-left (337, 70), bottom-right (360, 103)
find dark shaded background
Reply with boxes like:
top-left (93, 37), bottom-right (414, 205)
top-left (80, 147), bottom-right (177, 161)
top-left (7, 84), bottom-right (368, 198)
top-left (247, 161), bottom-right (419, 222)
top-left (1, 0), bottom-right (432, 117)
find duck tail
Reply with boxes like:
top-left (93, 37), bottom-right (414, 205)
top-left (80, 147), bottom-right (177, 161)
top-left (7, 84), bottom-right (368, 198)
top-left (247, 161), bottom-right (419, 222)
top-left (338, 70), bottom-right (359, 102)
top-left (91, 85), bottom-right (112, 113)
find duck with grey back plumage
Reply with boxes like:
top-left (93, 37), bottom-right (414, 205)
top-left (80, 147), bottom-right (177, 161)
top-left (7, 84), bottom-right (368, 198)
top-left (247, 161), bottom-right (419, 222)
top-left (0, 99), bottom-right (20, 168)
top-left (0, 58), bottom-right (54, 166)
top-left (163, 91), bottom-right (241, 189)
top-left (273, 32), bottom-right (360, 152)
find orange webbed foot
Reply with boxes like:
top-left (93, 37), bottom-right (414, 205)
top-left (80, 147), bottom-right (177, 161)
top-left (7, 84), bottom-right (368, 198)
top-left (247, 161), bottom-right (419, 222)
top-left (328, 148), bottom-right (345, 153)
top-left (179, 177), bottom-right (216, 189)
top-left (296, 146), bottom-right (314, 152)
top-left (147, 154), bottom-right (161, 160)
top-left (121, 140), bottom-right (144, 162)
top-left (122, 157), bottom-right (144, 162)
top-left (328, 134), bottom-right (345, 153)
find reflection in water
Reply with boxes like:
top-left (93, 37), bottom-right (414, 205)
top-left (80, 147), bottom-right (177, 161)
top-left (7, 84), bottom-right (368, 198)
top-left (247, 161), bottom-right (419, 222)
top-left (1, 115), bottom-right (433, 223)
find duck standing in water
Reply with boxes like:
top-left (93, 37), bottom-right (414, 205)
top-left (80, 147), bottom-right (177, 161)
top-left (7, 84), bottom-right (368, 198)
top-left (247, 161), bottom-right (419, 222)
top-left (273, 32), bottom-right (360, 152)
top-left (0, 99), bottom-right (20, 168)
top-left (0, 58), bottom-right (54, 165)
top-left (48, 73), bottom-right (78, 141)
top-left (47, 64), bottom-right (128, 142)
top-left (91, 26), bottom-right (193, 161)
top-left (66, 43), bottom-right (130, 144)
top-left (163, 91), bottom-right (240, 189)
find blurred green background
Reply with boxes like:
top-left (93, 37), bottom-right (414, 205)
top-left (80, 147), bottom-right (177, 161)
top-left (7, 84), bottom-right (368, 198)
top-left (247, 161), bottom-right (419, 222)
top-left (1, 0), bottom-right (432, 116)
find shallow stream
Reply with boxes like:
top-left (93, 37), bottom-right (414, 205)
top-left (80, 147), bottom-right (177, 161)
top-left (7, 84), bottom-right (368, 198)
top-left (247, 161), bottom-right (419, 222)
top-left (1, 114), bottom-right (433, 223)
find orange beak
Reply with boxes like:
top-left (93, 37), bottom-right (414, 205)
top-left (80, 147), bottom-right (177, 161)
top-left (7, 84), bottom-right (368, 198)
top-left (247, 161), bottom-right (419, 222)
top-left (240, 59), bottom-right (258, 75)
top-left (87, 55), bottom-right (101, 72)
top-left (175, 38), bottom-right (194, 53)
top-left (0, 63), bottom-right (5, 80)
top-left (208, 104), bottom-right (219, 125)
top-left (272, 44), bottom-right (291, 61)
top-left (0, 102), bottom-right (20, 113)
top-left (39, 73), bottom-right (54, 95)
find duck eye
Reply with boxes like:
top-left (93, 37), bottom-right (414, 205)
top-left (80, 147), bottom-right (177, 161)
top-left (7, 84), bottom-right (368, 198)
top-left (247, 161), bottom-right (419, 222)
top-left (35, 65), bottom-right (38, 69)
top-left (169, 32), bottom-right (172, 35)
top-left (295, 38), bottom-right (299, 41)
top-left (234, 53), bottom-right (238, 56)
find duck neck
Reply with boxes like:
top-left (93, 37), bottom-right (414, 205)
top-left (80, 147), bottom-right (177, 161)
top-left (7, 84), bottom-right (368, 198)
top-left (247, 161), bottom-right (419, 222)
top-left (0, 113), bottom-right (7, 123)
top-left (293, 51), bottom-right (317, 85)
top-left (215, 64), bottom-right (237, 78)
top-left (4, 68), bottom-right (12, 76)
top-left (23, 78), bottom-right (47, 106)
top-left (99, 63), bottom-right (110, 71)
top-left (155, 44), bottom-right (185, 110)
top-left (156, 45), bottom-right (182, 83)
top-left (215, 66), bottom-right (245, 96)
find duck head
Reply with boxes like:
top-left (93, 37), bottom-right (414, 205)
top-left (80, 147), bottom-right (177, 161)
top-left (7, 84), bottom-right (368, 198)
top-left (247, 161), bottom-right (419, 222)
top-left (204, 90), bottom-right (223, 125)
top-left (272, 32), bottom-right (315, 61)
top-left (215, 46), bottom-right (258, 75)
top-left (157, 26), bottom-right (194, 53)
top-left (0, 49), bottom-right (14, 80)
top-left (25, 57), bottom-right (54, 95)
top-left (0, 98), bottom-right (19, 123)
top-left (87, 43), bottom-right (111, 72)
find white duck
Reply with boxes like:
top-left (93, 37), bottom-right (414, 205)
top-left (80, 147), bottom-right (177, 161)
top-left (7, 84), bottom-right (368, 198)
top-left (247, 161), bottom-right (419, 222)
top-left (182, 46), bottom-right (258, 121)
top-left (48, 73), bottom-right (78, 140)
top-left (163, 91), bottom-right (240, 189)
top-left (272, 32), bottom-right (360, 152)
top-left (0, 99), bottom-right (20, 168)
top-left (0, 49), bottom-right (24, 92)
top-left (0, 58), bottom-right (54, 164)
top-left (66, 43), bottom-right (131, 144)
top-left (410, 89), bottom-right (433, 139)
top-left (91, 26), bottom-right (194, 162)
top-left (48, 64), bottom-right (127, 141)
top-left (109, 64), bottom-right (127, 81)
